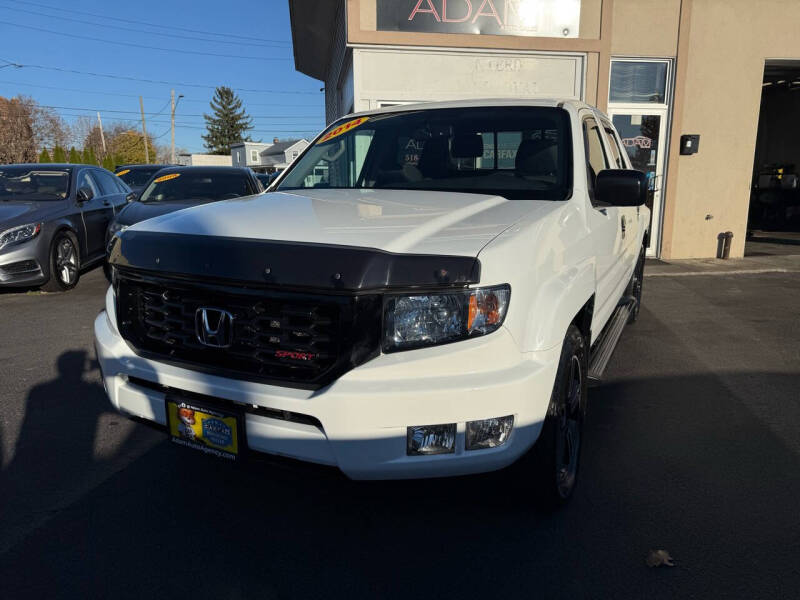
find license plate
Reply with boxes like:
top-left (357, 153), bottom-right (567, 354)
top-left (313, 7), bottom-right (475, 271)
top-left (166, 398), bottom-right (242, 460)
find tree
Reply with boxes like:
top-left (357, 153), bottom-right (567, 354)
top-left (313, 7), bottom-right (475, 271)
top-left (202, 86), bottom-right (253, 155)
top-left (39, 148), bottom-right (52, 163)
top-left (82, 146), bottom-right (98, 166)
top-left (68, 146), bottom-right (81, 164)
top-left (53, 145), bottom-right (67, 162)
top-left (102, 154), bottom-right (115, 171)
top-left (0, 96), bottom-right (37, 164)
top-left (20, 97), bottom-right (71, 153)
top-left (109, 128), bottom-right (156, 164)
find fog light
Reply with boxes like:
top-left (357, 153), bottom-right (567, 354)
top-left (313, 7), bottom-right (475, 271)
top-left (407, 424), bottom-right (456, 456)
top-left (466, 416), bottom-right (514, 450)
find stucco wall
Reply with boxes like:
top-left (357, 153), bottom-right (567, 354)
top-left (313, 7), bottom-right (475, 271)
top-left (664, 0), bottom-right (800, 258)
top-left (611, 0), bottom-right (680, 57)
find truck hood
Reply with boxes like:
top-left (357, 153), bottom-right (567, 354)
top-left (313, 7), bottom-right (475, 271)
top-left (130, 188), bottom-right (556, 257)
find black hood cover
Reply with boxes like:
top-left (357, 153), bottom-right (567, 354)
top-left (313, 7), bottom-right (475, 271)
top-left (108, 231), bottom-right (481, 292)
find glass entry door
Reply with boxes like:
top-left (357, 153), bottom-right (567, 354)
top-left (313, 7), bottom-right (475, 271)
top-left (609, 107), bottom-right (668, 257)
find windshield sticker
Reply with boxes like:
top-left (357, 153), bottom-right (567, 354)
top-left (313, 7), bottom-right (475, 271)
top-left (153, 173), bottom-right (181, 183)
top-left (318, 117), bottom-right (369, 144)
top-left (115, 169), bottom-right (131, 177)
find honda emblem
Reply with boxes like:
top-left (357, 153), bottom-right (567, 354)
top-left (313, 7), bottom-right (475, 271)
top-left (195, 307), bottom-right (234, 348)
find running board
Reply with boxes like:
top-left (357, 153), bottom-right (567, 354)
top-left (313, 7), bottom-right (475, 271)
top-left (588, 297), bottom-right (636, 383)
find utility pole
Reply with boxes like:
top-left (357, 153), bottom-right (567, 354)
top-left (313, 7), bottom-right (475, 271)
top-left (170, 90), bottom-right (175, 164)
top-left (96, 112), bottom-right (106, 156)
top-left (139, 96), bottom-right (150, 163)
top-left (170, 90), bottom-right (183, 164)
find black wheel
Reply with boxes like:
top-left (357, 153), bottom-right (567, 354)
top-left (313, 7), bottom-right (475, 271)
top-left (524, 324), bottom-right (588, 510)
top-left (42, 231), bottom-right (81, 292)
top-left (626, 246), bottom-right (645, 323)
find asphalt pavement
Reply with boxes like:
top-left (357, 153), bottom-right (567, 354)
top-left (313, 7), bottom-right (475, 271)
top-left (1, 266), bottom-right (799, 599)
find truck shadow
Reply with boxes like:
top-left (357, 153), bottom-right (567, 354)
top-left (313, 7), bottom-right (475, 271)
top-left (2, 366), bottom-right (800, 599)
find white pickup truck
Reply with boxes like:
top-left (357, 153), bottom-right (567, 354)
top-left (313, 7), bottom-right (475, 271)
top-left (95, 99), bottom-right (649, 507)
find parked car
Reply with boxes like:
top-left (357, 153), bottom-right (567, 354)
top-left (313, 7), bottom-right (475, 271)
top-left (0, 164), bottom-right (131, 291)
top-left (255, 172), bottom-right (281, 189)
top-left (106, 166), bottom-right (262, 243)
top-left (114, 164), bottom-right (171, 197)
top-left (96, 100), bottom-right (649, 507)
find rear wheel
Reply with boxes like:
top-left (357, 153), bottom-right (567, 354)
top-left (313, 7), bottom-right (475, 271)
top-left (522, 324), bottom-right (588, 510)
top-left (42, 232), bottom-right (80, 292)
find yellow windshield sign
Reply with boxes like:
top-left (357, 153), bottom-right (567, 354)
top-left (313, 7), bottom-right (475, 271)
top-left (318, 117), bottom-right (369, 144)
top-left (115, 169), bottom-right (131, 177)
top-left (153, 173), bottom-right (181, 183)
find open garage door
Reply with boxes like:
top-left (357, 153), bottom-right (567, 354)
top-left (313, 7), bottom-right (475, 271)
top-left (747, 60), bottom-right (800, 256)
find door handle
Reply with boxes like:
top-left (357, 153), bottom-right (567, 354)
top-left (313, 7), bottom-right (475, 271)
top-left (103, 200), bottom-right (111, 206)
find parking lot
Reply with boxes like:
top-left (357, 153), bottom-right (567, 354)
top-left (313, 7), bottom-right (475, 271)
top-left (1, 265), bottom-right (799, 598)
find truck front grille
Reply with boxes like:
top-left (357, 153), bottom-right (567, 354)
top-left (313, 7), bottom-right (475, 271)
top-left (115, 271), bottom-right (382, 389)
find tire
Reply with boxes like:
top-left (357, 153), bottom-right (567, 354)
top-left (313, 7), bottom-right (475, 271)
top-left (626, 246), bottom-right (645, 323)
top-left (523, 324), bottom-right (588, 510)
top-left (42, 231), bottom-right (81, 292)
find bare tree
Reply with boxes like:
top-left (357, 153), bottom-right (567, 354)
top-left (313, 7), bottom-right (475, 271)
top-left (0, 96), bottom-right (37, 164)
top-left (17, 96), bottom-right (70, 153)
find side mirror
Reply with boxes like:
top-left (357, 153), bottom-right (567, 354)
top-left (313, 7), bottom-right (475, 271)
top-left (126, 192), bottom-right (137, 203)
top-left (76, 187), bottom-right (94, 203)
top-left (595, 169), bottom-right (648, 207)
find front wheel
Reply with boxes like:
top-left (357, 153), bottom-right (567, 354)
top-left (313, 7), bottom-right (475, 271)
top-left (42, 232), bottom-right (81, 292)
top-left (521, 324), bottom-right (588, 510)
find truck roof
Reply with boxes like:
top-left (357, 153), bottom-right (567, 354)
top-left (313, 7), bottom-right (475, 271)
top-left (348, 98), bottom-right (592, 119)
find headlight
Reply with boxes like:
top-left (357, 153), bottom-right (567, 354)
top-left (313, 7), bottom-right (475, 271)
top-left (383, 285), bottom-right (510, 352)
top-left (0, 223), bottom-right (42, 251)
top-left (108, 222), bottom-right (128, 236)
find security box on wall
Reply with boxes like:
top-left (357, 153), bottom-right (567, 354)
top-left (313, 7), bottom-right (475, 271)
top-left (680, 134), bottom-right (700, 155)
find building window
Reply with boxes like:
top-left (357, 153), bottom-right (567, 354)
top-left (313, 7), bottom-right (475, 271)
top-left (292, 151), bottom-right (299, 160)
top-left (251, 150), bottom-right (259, 163)
top-left (610, 61), bottom-right (668, 104)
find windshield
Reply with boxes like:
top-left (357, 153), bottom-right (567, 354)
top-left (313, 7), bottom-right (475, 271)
top-left (0, 167), bottom-right (70, 201)
top-left (278, 107), bottom-right (572, 200)
top-left (115, 167), bottom-right (164, 187)
top-left (138, 171), bottom-right (253, 203)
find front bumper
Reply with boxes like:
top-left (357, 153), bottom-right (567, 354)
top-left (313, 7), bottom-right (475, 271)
top-left (94, 287), bottom-right (561, 480)
top-left (0, 237), bottom-right (47, 286)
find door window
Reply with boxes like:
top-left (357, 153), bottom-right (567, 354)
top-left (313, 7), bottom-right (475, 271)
top-left (582, 117), bottom-right (609, 196)
top-left (94, 170), bottom-right (122, 195)
top-left (612, 114), bottom-right (662, 193)
top-left (76, 171), bottom-right (100, 198)
top-left (601, 123), bottom-right (627, 169)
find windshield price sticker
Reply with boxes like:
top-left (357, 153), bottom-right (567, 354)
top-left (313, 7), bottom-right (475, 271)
top-left (115, 169), bottom-right (131, 177)
top-left (153, 173), bottom-right (181, 183)
top-left (319, 117), bottom-right (369, 144)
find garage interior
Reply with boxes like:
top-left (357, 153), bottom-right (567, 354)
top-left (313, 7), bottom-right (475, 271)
top-left (747, 60), bottom-right (800, 256)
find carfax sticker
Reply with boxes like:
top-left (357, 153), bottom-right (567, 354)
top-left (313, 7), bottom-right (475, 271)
top-left (318, 117), bottom-right (369, 143)
top-left (115, 169), bottom-right (131, 177)
top-left (153, 173), bottom-right (181, 183)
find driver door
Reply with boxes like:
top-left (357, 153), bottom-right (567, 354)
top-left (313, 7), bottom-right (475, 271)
top-left (75, 169), bottom-right (108, 260)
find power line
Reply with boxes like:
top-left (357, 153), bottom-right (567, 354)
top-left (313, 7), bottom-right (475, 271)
top-left (0, 80), bottom-right (322, 107)
top-left (0, 3), bottom-right (292, 49)
top-left (0, 20), bottom-right (293, 62)
top-left (35, 104), bottom-right (322, 119)
top-left (11, 0), bottom-right (293, 45)
top-left (14, 62), bottom-right (321, 94)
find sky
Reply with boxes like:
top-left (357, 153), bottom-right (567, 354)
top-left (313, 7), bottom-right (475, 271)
top-left (0, 0), bottom-right (325, 154)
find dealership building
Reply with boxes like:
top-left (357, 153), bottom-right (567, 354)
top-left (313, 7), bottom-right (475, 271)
top-left (289, 0), bottom-right (800, 259)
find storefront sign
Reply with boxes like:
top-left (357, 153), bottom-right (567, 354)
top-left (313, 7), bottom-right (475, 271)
top-left (377, 0), bottom-right (581, 38)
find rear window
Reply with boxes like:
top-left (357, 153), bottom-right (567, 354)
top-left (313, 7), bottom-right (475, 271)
top-left (278, 106), bottom-right (573, 201)
top-left (139, 171), bottom-right (253, 203)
